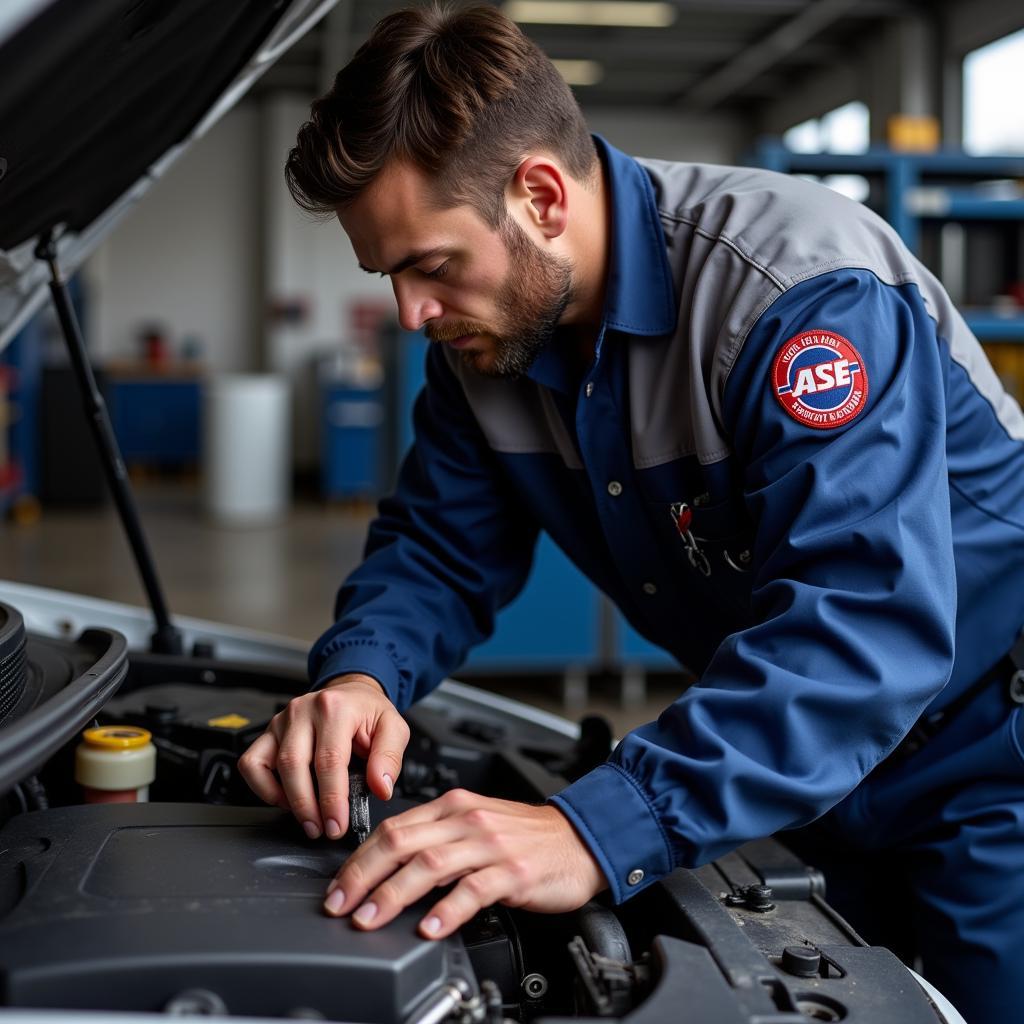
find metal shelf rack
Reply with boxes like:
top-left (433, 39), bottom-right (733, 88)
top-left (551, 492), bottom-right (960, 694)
top-left (746, 141), bottom-right (1024, 342)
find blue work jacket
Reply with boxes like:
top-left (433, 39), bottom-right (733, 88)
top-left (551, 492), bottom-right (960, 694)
top-left (310, 138), bottom-right (1024, 903)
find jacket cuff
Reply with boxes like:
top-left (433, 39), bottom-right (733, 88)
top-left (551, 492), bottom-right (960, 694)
top-left (549, 762), bottom-right (676, 903)
top-left (310, 642), bottom-right (404, 707)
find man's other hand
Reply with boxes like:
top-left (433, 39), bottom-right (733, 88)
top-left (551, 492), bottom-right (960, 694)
top-left (238, 674), bottom-right (409, 840)
top-left (322, 790), bottom-right (608, 937)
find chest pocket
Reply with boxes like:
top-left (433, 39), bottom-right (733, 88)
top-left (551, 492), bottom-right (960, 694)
top-left (678, 495), bottom-right (755, 572)
top-left (667, 494), bottom-right (757, 616)
top-left (633, 461), bottom-right (758, 612)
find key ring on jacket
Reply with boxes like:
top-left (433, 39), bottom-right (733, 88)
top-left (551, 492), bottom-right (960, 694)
top-left (670, 502), bottom-right (712, 577)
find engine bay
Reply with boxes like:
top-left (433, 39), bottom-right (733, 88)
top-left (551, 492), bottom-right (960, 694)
top-left (0, 609), bottom-right (947, 1023)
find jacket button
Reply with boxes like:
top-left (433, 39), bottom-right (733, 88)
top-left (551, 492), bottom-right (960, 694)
top-left (627, 868), bottom-right (645, 886)
top-left (642, 582), bottom-right (657, 595)
top-left (607, 481), bottom-right (623, 497)
top-left (585, 382), bottom-right (594, 398)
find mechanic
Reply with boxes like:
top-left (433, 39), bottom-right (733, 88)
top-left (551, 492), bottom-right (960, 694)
top-left (238, 6), bottom-right (1024, 1020)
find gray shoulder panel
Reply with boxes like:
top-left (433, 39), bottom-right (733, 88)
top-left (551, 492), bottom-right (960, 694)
top-left (635, 157), bottom-right (1024, 458)
top-left (442, 347), bottom-right (583, 469)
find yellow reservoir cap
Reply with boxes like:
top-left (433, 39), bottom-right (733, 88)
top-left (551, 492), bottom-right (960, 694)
top-left (82, 725), bottom-right (153, 750)
top-left (207, 714), bottom-right (251, 730)
top-left (76, 726), bottom-right (156, 792)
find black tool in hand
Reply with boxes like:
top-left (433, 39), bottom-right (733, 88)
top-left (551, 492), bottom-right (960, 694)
top-left (348, 769), bottom-right (371, 845)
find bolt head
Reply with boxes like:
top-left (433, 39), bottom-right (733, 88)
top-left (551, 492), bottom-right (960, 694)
top-left (782, 945), bottom-right (821, 978)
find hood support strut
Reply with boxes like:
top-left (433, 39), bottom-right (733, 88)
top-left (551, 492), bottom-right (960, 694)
top-left (35, 231), bottom-right (183, 656)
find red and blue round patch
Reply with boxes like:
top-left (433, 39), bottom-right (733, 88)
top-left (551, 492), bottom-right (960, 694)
top-left (771, 330), bottom-right (868, 430)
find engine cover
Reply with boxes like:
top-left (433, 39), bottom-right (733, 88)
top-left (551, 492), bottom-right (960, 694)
top-left (0, 802), bottom-right (476, 1021)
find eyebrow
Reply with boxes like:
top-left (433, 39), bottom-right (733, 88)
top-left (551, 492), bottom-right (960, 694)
top-left (358, 247), bottom-right (449, 276)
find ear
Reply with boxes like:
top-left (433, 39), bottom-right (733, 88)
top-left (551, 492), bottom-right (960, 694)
top-left (509, 157), bottom-right (568, 240)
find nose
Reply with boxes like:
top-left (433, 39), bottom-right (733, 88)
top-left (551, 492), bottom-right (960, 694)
top-left (392, 277), bottom-right (444, 332)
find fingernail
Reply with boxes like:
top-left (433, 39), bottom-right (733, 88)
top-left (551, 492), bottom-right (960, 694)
top-left (325, 818), bottom-right (341, 839)
top-left (324, 888), bottom-right (346, 915)
top-left (421, 915), bottom-right (442, 936)
top-left (353, 902), bottom-right (378, 926)
top-left (303, 821), bottom-right (321, 840)
top-left (383, 774), bottom-right (394, 799)
top-left (326, 878), bottom-right (339, 895)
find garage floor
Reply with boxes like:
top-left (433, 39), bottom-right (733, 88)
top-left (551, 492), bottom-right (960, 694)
top-left (0, 482), bottom-right (678, 735)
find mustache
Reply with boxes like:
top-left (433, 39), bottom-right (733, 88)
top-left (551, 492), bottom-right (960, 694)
top-left (425, 320), bottom-right (489, 343)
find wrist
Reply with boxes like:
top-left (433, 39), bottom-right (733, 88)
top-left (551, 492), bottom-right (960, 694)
top-left (547, 804), bottom-right (610, 897)
top-left (324, 673), bottom-right (386, 697)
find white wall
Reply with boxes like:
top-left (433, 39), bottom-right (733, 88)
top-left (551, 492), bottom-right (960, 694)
top-left (262, 94), bottom-right (394, 468)
top-left (84, 103), bottom-right (262, 371)
top-left (585, 107), bottom-right (745, 165)
top-left (81, 94), bottom-right (395, 469)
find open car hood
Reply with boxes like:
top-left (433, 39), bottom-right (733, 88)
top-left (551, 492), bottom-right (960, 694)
top-left (0, 0), bottom-right (336, 350)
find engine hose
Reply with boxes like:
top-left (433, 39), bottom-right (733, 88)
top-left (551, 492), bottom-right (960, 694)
top-left (22, 775), bottom-right (49, 811)
top-left (575, 901), bottom-right (633, 963)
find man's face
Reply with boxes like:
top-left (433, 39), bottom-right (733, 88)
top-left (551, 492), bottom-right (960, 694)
top-left (338, 160), bottom-right (574, 378)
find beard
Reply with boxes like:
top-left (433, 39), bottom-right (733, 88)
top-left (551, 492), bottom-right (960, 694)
top-left (425, 217), bottom-right (575, 379)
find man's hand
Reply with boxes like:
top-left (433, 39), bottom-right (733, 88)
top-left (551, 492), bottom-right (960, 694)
top-left (322, 789), bottom-right (608, 938)
top-left (238, 674), bottom-right (409, 840)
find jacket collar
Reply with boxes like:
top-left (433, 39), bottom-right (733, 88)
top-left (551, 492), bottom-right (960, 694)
top-left (526, 135), bottom-right (677, 395)
top-left (593, 134), bottom-right (677, 338)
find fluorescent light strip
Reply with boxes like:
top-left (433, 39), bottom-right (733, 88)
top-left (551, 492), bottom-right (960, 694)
top-left (504, 2), bottom-right (677, 28)
top-left (552, 59), bottom-right (605, 85)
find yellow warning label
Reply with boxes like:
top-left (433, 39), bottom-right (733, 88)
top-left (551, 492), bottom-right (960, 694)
top-left (207, 714), bottom-right (251, 730)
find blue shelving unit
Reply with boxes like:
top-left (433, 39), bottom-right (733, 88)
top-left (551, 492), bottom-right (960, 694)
top-left (747, 141), bottom-right (1024, 343)
top-left (963, 312), bottom-right (1024, 340)
top-left (912, 195), bottom-right (1024, 221)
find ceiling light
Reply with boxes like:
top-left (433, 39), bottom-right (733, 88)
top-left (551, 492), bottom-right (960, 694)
top-left (552, 59), bottom-right (605, 85)
top-left (503, 2), bottom-right (677, 28)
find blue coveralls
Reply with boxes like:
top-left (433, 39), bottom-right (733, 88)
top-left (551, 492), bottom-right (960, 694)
top-left (311, 138), bottom-right (1024, 1021)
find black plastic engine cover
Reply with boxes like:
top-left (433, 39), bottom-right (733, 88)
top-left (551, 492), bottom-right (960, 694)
top-left (0, 803), bottom-right (476, 1020)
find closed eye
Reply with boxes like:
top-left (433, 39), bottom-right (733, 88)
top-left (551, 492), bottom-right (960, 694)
top-left (423, 261), bottom-right (449, 280)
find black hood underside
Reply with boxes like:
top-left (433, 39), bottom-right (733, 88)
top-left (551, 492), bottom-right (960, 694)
top-left (0, 0), bottom-right (290, 252)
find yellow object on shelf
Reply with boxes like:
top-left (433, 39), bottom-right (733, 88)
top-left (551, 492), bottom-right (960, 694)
top-left (983, 343), bottom-right (1024, 404)
top-left (887, 115), bottom-right (940, 153)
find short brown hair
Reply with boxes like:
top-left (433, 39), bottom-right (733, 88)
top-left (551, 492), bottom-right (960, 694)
top-left (285, 3), bottom-right (597, 227)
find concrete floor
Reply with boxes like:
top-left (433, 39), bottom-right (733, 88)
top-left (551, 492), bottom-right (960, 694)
top-left (0, 482), bottom-right (370, 643)
top-left (0, 482), bottom-right (679, 735)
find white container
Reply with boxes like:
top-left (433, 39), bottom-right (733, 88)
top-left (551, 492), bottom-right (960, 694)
top-left (204, 374), bottom-right (291, 525)
top-left (75, 725), bottom-right (156, 803)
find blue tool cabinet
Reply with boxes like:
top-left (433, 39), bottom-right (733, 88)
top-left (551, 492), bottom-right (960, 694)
top-left (321, 383), bottom-right (384, 500)
top-left (106, 373), bottom-right (201, 467)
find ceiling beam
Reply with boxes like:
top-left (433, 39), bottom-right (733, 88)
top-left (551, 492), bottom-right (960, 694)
top-left (676, 0), bottom-right (867, 111)
top-left (539, 37), bottom-right (842, 62)
top-left (668, 0), bottom-right (911, 12)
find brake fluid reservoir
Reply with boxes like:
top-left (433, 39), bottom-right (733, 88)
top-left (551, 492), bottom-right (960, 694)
top-left (75, 725), bottom-right (156, 803)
